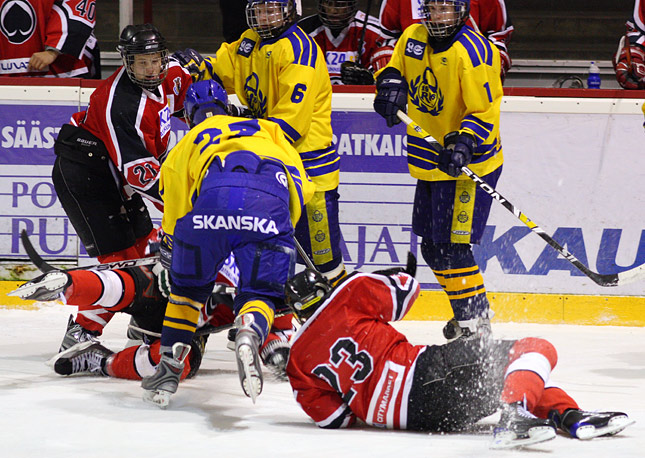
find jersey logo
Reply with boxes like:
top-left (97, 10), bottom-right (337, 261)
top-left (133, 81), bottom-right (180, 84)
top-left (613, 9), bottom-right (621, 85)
top-left (124, 158), bottom-right (160, 191)
top-left (0, 0), bottom-right (36, 44)
top-left (325, 51), bottom-right (354, 74)
top-left (244, 73), bottom-right (267, 118)
top-left (409, 67), bottom-right (444, 116)
top-left (159, 105), bottom-right (172, 138)
top-left (238, 38), bottom-right (256, 58)
top-left (192, 215), bottom-right (280, 235)
top-left (172, 77), bottom-right (182, 96)
top-left (404, 38), bottom-right (426, 60)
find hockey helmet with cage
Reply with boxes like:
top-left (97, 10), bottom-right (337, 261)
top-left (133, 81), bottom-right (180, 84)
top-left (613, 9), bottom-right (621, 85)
top-left (246, 0), bottom-right (297, 40)
top-left (284, 269), bottom-right (333, 323)
top-left (419, 0), bottom-right (470, 39)
top-left (117, 24), bottom-right (169, 90)
top-left (183, 80), bottom-right (230, 127)
top-left (318, 0), bottom-right (358, 32)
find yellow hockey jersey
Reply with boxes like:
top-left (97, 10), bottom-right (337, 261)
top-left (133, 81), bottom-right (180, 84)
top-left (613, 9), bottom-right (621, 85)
top-left (378, 24), bottom-right (504, 181)
top-left (160, 116), bottom-right (316, 237)
top-left (198, 25), bottom-right (338, 191)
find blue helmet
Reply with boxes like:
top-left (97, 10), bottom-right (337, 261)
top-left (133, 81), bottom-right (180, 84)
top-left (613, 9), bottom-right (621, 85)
top-left (183, 80), bottom-right (229, 127)
top-left (246, 0), bottom-right (297, 40)
top-left (419, 0), bottom-right (470, 39)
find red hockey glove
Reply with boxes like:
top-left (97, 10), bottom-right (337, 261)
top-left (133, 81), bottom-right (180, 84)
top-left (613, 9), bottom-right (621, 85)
top-left (614, 46), bottom-right (645, 89)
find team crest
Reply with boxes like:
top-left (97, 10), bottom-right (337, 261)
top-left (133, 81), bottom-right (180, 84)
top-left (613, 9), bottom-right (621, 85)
top-left (244, 73), bottom-right (268, 118)
top-left (409, 68), bottom-right (444, 116)
top-left (172, 77), bottom-right (181, 96)
top-left (0, 0), bottom-right (36, 44)
top-left (457, 211), bottom-right (469, 223)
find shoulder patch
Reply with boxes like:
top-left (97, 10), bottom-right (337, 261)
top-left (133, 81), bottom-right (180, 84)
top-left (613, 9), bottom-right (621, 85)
top-left (404, 38), bottom-right (426, 60)
top-left (237, 38), bottom-right (256, 58)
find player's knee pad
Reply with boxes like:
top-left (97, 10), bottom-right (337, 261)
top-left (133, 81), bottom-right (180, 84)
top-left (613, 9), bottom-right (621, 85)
top-left (420, 240), bottom-right (475, 271)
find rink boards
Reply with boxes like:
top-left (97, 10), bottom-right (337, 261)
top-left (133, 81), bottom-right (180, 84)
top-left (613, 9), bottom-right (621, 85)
top-left (0, 81), bottom-right (644, 324)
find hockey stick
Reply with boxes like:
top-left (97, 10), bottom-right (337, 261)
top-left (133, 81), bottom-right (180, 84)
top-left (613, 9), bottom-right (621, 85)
top-left (19, 229), bottom-right (159, 273)
top-left (396, 110), bottom-right (645, 287)
top-left (356, 0), bottom-right (373, 60)
top-left (294, 236), bottom-right (318, 271)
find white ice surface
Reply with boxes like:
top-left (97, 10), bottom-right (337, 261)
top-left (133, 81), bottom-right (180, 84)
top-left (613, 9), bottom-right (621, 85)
top-left (1, 304), bottom-right (643, 458)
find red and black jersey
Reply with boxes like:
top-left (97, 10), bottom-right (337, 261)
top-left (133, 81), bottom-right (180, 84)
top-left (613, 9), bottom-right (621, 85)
top-left (626, 0), bottom-right (645, 47)
top-left (287, 271), bottom-right (423, 429)
top-left (299, 11), bottom-right (395, 85)
top-left (70, 61), bottom-right (192, 209)
top-left (0, 0), bottom-right (97, 77)
top-left (378, 0), bottom-right (513, 73)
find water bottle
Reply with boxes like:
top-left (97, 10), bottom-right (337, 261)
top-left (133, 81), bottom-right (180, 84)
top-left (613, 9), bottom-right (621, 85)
top-left (587, 61), bottom-right (601, 89)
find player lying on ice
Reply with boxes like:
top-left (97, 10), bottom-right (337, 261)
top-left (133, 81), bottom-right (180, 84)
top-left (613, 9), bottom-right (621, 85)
top-left (283, 253), bottom-right (634, 449)
top-left (10, 254), bottom-right (294, 385)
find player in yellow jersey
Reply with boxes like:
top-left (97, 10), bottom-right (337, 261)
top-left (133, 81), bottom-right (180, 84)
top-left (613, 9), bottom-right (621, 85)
top-left (374, 0), bottom-right (503, 341)
top-left (141, 80), bottom-right (315, 407)
top-left (173, 0), bottom-right (346, 284)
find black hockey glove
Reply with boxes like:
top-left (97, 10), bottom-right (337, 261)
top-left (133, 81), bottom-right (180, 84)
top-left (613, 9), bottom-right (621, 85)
top-left (171, 48), bottom-right (206, 82)
top-left (340, 61), bottom-right (375, 85)
top-left (228, 104), bottom-right (254, 118)
top-left (438, 131), bottom-right (477, 178)
top-left (374, 68), bottom-right (407, 127)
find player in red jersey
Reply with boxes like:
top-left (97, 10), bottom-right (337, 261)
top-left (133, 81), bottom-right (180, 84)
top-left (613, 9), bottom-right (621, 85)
top-left (284, 255), bottom-right (633, 449)
top-left (614, 0), bottom-right (645, 89)
top-left (50, 24), bottom-right (193, 347)
top-left (379, 0), bottom-right (513, 79)
top-left (0, 0), bottom-right (99, 78)
top-left (299, 0), bottom-right (395, 85)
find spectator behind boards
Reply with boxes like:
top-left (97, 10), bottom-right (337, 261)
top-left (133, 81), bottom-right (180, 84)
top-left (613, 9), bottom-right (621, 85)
top-left (0, 0), bottom-right (100, 78)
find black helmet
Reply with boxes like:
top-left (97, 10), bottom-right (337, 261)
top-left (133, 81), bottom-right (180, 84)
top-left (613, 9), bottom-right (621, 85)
top-left (284, 269), bottom-right (333, 323)
top-left (117, 24), bottom-right (169, 90)
top-left (318, 0), bottom-right (358, 32)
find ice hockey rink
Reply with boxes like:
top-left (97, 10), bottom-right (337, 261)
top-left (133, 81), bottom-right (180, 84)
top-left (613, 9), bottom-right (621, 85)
top-left (0, 304), bottom-right (643, 458)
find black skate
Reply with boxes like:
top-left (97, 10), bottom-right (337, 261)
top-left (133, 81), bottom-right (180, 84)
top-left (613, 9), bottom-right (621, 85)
top-left (234, 315), bottom-right (263, 403)
top-left (53, 341), bottom-right (113, 376)
top-left (443, 316), bottom-right (492, 342)
top-left (142, 342), bottom-right (191, 409)
top-left (261, 339), bottom-right (290, 381)
top-left (58, 314), bottom-right (99, 353)
top-left (8, 270), bottom-right (71, 301)
top-left (550, 408), bottom-right (635, 439)
top-left (491, 402), bottom-right (557, 449)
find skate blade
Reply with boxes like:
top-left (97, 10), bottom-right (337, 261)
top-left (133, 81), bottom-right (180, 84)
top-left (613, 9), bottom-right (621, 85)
top-left (142, 389), bottom-right (172, 409)
top-left (238, 345), bottom-right (261, 404)
top-left (575, 416), bottom-right (635, 440)
top-left (490, 427), bottom-right (556, 449)
top-left (7, 272), bottom-right (67, 298)
top-left (46, 340), bottom-right (96, 367)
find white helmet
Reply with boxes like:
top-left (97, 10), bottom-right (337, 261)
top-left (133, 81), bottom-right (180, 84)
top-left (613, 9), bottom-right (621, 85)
top-left (246, 0), bottom-right (297, 40)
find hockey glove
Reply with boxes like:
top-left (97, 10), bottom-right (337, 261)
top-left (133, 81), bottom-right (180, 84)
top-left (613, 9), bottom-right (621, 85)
top-left (374, 69), bottom-right (407, 127)
top-left (152, 262), bottom-right (171, 298)
top-left (614, 46), bottom-right (645, 89)
top-left (171, 48), bottom-right (206, 82)
top-left (438, 131), bottom-right (476, 178)
top-left (340, 61), bottom-right (375, 85)
top-left (372, 252), bottom-right (417, 278)
top-left (228, 104), bottom-right (254, 118)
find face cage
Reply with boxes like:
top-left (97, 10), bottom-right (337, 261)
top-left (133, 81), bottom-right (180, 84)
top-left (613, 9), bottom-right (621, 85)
top-left (122, 49), bottom-right (169, 91)
top-left (318, 0), bottom-right (357, 31)
top-left (246, 1), bottom-right (295, 39)
top-left (420, 0), bottom-right (467, 39)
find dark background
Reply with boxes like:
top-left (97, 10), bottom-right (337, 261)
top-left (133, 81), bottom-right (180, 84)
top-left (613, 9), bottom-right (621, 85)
top-left (94, 0), bottom-right (633, 61)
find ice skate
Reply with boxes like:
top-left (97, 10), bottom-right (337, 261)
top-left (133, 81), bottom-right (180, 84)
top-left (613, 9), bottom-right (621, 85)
top-left (8, 270), bottom-right (71, 301)
top-left (234, 315), bottom-right (263, 403)
top-left (53, 341), bottom-right (113, 376)
top-left (261, 339), bottom-right (290, 381)
top-left (141, 342), bottom-right (191, 409)
top-left (491, 402), bottom-right (557, 449)
top-left (58, 314), bottom-right (100, 353)
top-left (551, 408), bottom-right (635, 439)
top-left (443, 316), bottom-right (492, 342)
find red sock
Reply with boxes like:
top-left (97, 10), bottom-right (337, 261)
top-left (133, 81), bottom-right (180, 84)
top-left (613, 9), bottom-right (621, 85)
top-left (107, 341), bottom-right (191, 380)
top-left (533, 387), bottom-right (579, 418)
top-left (501, 371), bottom-right (545, 410)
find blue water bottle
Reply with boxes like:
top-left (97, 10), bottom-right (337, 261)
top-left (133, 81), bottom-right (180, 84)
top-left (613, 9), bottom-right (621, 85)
top-left (587, 62), bottom-right (601, 89)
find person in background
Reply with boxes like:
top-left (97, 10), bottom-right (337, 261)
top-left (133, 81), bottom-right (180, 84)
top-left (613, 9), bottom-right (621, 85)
top-left (0, 0), bottom-right (100, 78)
top-left (373, 0), bottom-right (502, 341)
top-left (283, 258), bottom-right (634, 449)
top-left (614, 0), bottom-right (645, 89)
top-left (379, 0), bottom-right (513, 81)
top-left (298, 0), bottom-right (395, 85)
